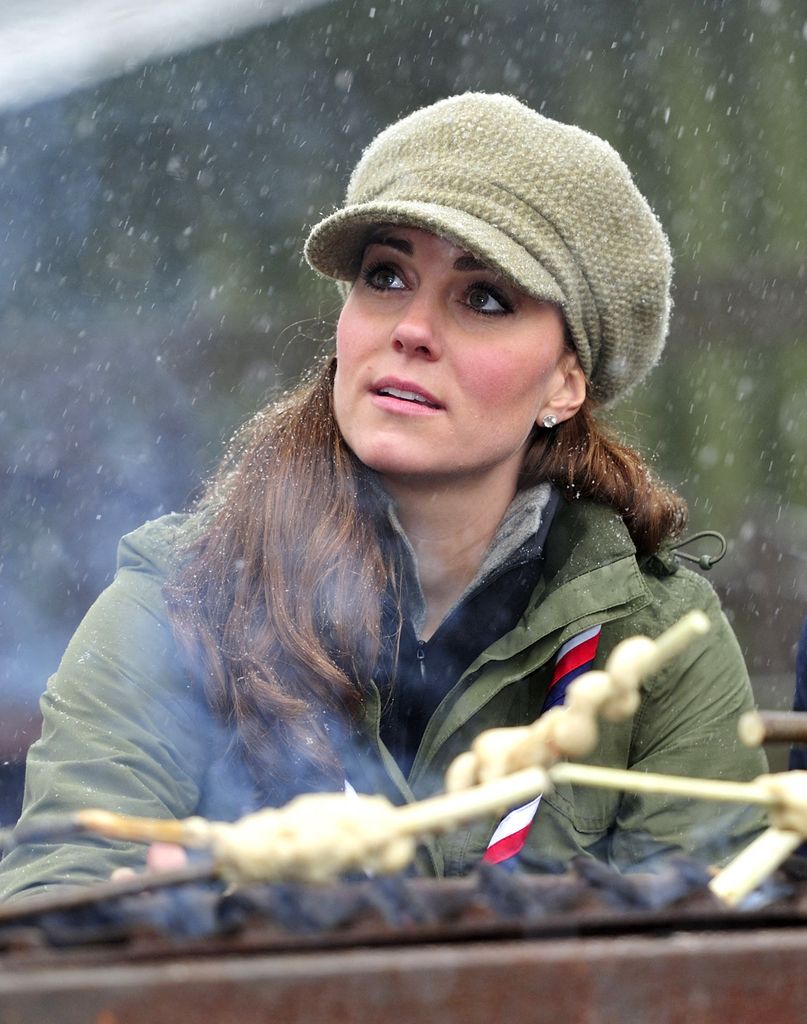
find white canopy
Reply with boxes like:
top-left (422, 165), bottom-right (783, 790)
top-left (0, 0), bottom-right (334, 111)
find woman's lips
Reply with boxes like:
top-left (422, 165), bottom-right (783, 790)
top-left (371, 377), bottom-right (443, 411)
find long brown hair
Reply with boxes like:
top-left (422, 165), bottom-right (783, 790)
top-left (520, 400), bottom-right (687, 555)
top-left (166, 353), bottom-right (686, 794)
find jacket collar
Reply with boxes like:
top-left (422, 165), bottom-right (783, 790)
top-left (386, 482), bottom-right (555, 635)
top-left (408, 498), bottom-right (653, 786)
top-left (468, 497), bottom-right (649, 660)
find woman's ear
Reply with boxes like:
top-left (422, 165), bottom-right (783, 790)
top-left (538, 351), bottom-right (587, 427)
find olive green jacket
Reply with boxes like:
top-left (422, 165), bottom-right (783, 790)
top-left (0, 500), bottom-right (767, 900)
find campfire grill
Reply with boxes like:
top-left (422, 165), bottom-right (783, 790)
top-left (2, 859), bottom-right (807, 1023)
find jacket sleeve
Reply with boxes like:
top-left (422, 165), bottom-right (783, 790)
top-left (0, 516), bottom-right (217, 901)
top-left (608, 569), bottom-right (768, 869)
top-left (789, 615), bottom-right (807, 770)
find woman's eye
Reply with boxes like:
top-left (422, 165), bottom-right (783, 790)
top-left (466, 285), bottom-right (511, 314)
top-left (362, 263), bottom-right (404, 291)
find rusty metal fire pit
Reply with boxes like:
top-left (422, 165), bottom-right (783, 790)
top-left (3, 858), bottom-right (807, 1023)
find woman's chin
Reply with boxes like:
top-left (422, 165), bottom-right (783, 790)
top-left (348, 442), bottom-right (439, 481)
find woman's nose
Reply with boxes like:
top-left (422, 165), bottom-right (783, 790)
top-left (390, 295), bottom-right (441, 360)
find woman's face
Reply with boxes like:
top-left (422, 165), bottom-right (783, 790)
top-left (334, 227), bottom-right (585, 496)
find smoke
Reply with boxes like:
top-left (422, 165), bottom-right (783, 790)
top-left (0, 310), bottom-right (224, 792)
top-left (0, 0), bottom-right (336, 112)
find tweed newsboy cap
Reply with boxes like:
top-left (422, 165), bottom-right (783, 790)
top-left (304, 93), bottom-right (672, 405)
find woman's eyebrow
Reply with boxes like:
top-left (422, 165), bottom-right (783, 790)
top-left (365, 235), bottom-right (413, 255)
top-left (365, 235), bottom-right (492, 275)
top-left (453, 254), bottom-right (490, 272)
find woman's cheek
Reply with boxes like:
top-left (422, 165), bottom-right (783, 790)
top-left (460, 354), bottom-right (536, 406)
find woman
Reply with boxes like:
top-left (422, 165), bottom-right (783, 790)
top-left (0, 93), bottom-right (766, 899)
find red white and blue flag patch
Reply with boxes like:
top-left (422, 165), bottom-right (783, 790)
top-left (482, 624), bottom-right (602, 866)
top-left (483, 794), bottom-right (542, 865)
top-left (542, 624), bottom-right (604, 712)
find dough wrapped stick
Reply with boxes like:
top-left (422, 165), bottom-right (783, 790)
top-left (738, 710), bottom-right (807, 748)
top-left (709, 772), bottom-right (807, 906)
top-left (3, 768), bottom-right (549, 885)
top-left (446, 611), bottom-right (710, 791)
top-left (65, 797), bottom-right (416, 885)
top-left (545, 763), bottom-right (807, 908)
top-left (6, 762), bottom-right (804, 899)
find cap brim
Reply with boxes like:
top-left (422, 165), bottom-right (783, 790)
top-left (304, 201), bottom-right (565, 309)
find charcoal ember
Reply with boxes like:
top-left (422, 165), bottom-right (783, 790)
top-left (4, 900), bottom-right (138, 948)
top-left (510, 852), bottom-right (570, 877)
top-left (222, 881), bottom-right (367, 934)
top-left (571, 855), bottom-right (711, 911)
top-left (116, 884), bottom-right (223, 939)
top-left (475, 861), bottom-right (585, 919)
top-left (364, 874), bottom-right (436, 927)
top-left (413, 880), bottom-right (474, 923)
top-left (255, 884), bottom-right (329, 933)
top-left (782, 853), bottom-right (807, 881)
top-left (733, 875), bottom-right (794, 911)
top-left (0, 884), bottom-right (229, 947)
top-left (475, 863), bottom-right (532, 918)
top-left (668, 855), bottom-right (713, 891)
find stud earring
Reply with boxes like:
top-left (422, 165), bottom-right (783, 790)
top-left (541, 414), bottom-right (558, 429)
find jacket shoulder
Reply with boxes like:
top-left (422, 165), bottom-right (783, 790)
top-left (639, 557), bottom-right (725, 627)
top-left (116, 511), bottom-right (205, 581)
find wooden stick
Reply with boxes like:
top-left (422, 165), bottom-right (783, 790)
top-left (393, 767), bottom-right (549, 837)
top-left (634, 609), bottom-right (710, 675)
top-left (74, 808), bottom-right (214, 848)
top-left (9, 769), bottom-right (550, 885)
top-left (70, 769), bottom-right (550, 853)
top-left (739, 710), bottom-right (807, 747)
top-left (8, 761), bottom-right (800, 894)
top-left (708, 827), bottom-right (803, 906)
top-left (549, 763), bottom-right (807, 907)
top-left (1, 810), bottom-right (214, 852)
top-left (445, 612), bottom-right (713, 792)
top-left (549, 762), bottom-right (775, 807)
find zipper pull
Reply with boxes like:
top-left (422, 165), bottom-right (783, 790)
top-left (416, 640), bottom-right (426, 682)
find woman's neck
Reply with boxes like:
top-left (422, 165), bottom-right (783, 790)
top-left (384, 475), bottom-right (518, 640)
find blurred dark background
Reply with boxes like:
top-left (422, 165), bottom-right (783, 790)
top-left (2, 0), bottom-right (806, 823)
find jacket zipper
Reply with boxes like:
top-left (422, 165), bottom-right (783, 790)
top-left (416, 640), bottom-right (426, 683)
